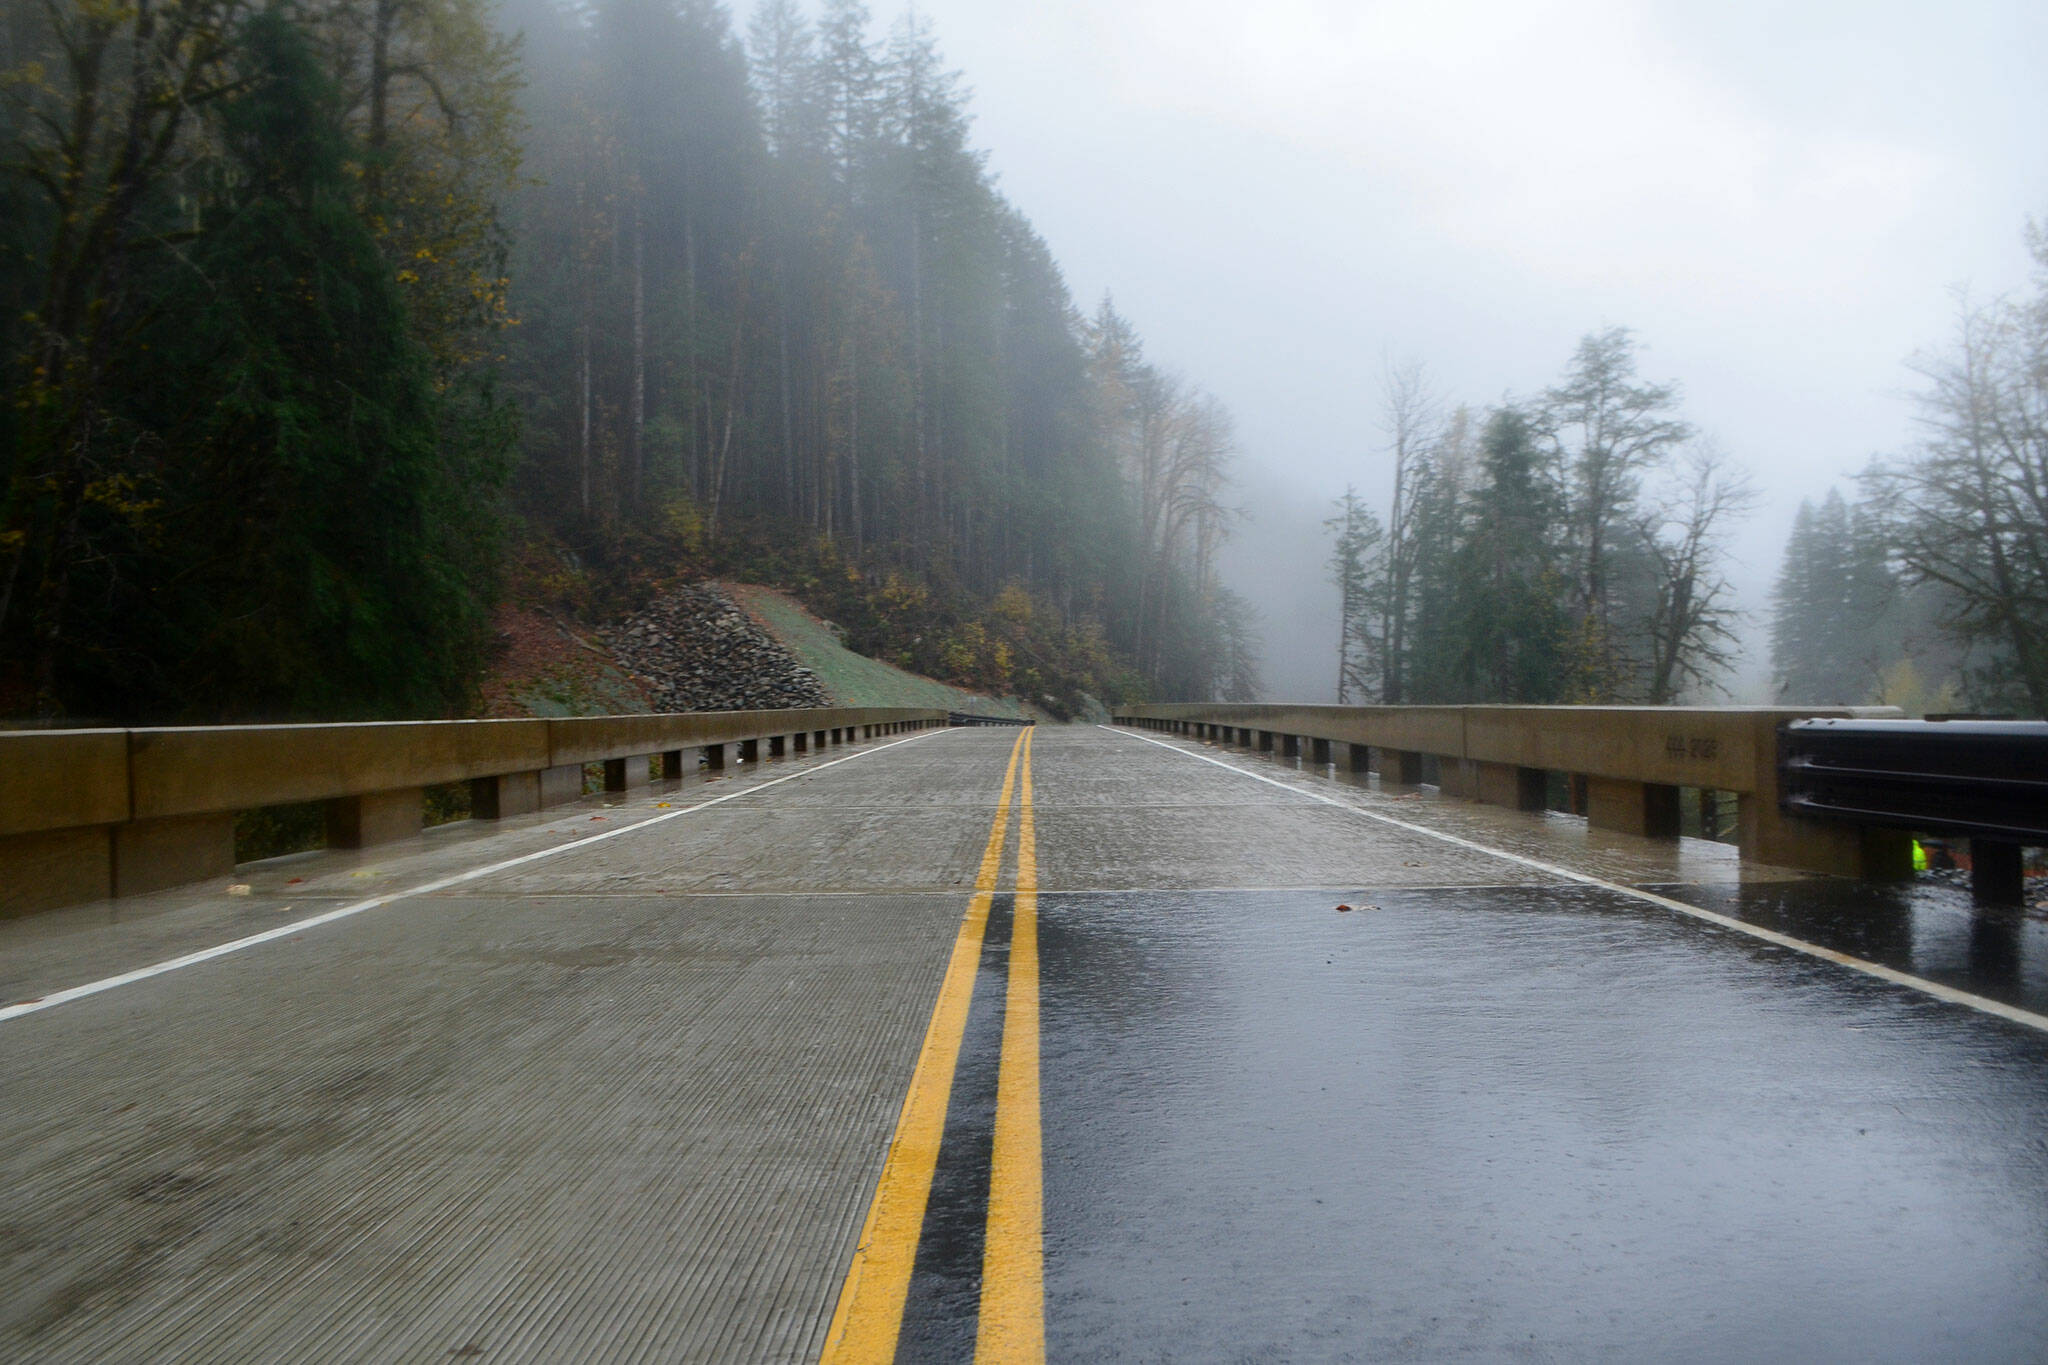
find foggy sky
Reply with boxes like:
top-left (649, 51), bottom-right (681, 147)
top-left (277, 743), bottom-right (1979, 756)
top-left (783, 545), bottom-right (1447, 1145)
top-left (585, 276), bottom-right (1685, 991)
top-left (903, 0), bottom-right (2048, 701)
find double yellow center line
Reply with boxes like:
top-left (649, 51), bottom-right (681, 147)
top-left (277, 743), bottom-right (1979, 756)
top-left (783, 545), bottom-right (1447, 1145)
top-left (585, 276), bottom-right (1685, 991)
top-left (820, 727), bottom-right (1044, 1364)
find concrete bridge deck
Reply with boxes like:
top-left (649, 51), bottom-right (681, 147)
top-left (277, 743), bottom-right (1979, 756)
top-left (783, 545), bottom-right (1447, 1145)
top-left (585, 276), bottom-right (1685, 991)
top-left (4, 724), bottom-right (2047, 1360)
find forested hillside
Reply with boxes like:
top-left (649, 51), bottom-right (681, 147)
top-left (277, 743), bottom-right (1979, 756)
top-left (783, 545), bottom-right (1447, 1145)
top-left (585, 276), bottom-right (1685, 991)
top-left (0, 0), bottom-right (1255, 722)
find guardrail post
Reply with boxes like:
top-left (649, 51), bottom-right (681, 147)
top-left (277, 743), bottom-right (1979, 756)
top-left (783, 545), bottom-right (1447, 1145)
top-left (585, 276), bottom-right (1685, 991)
top-left (325, 787), bottom-right (424, 849)
top-left (541, 764), bottom-right (585, 806)
top-left (1345, 742), bottom-right (1370, 774)
top-left (661, 750), bottom-right (685, 780)
top-left (1382, 749), bottom-right (1424, 785)
top-left (472, 771), bottom-right (542, 819)
top-left (1257, 731), bottom-right (1275, 753)
top-left (740, 738), bottom-right (760, 763)
top-left (112, 814), bottom-right (236, 897)
top-left (1438, 758), bottom-right (1477, 798)
top-left (1973, 841), bottom-right (2024, 905)
top-left (1281, 734), bottom-right (1301, 759)
top-left (603, 756), bottom-right (649, 792)
top-left (1311, 738), bottom-right (1332, 768)
top-left (704, 743), bottom-right (726, 772)
top-left (769, 735), bottom-right (787, 758)
top-left (815, 729), bottom-right (828, 749)
top-left (792, 732), bottom-right (808, 754)
top-left (1587, 777), bottom-right (1681, 838)
top-left (0, 828), bottom-right (114, 914)
top-left (1475, 762), bottom-right (1547, 811)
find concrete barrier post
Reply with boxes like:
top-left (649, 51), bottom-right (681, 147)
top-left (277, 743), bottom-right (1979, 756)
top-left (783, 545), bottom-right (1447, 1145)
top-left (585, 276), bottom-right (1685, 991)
top-left (793, 732), bottom-right (808, 754)
top-left (661, 750), bottom-right (686, 780)
top-left (541, 764), bottom-right (585, 806)
top-left (1257, 731), bottom-right (1275, 753)
top-left (472, 771), bottom-right (542, 819)
top-left (815, 729), bottom-right (828, 749)
top-left (703, 744), bottom-right (726, 772)
top-left (603, 757), bottom-right (649, 792)
top-left (0, 828), bottom-right (113, 915)
top-left (740, 739), bottom-right (760, 764)
top-left (1475, 762), bottom-right (1548, 811)
top-left (1735, 715), bottom-right (1912, 878)
top-left (325, 787), bottom-right (424, 848)
top-left (1587, 777), bottom-right (1681, 838)
top-left (1346, 742), bottom-right (1370, 773)
top-left (1382, 749), bottom-right (1425, 786)
top-left (1281, 734), bottom-right (1301, 759)
top-left (1438, 758), bottom-right (1478, 799)
top-left (1311, 738), bottom-right (1332, 768)
top-left (769, 735), bottom-right (787, 758)
top-left (112, 814), bottom-right (236, 897)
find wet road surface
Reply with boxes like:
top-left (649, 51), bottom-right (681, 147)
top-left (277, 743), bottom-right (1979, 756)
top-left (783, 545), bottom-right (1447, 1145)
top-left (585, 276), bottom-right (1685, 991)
top-left (4, 723), bottom-right (2048, 1360)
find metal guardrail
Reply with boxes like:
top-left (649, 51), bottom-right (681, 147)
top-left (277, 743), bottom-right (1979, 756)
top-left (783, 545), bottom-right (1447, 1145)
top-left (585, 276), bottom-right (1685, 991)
top-left (948, 712), bottom-right (1032, 727)
top-left (1782, 718), bottom-right (2048, 903)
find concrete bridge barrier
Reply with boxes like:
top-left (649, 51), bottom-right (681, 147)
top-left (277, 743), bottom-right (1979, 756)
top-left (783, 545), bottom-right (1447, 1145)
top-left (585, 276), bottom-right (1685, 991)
top-left (1112, 703), bottom-right (1912, 879)
top-left (0, 707), bottom-right (947, 917)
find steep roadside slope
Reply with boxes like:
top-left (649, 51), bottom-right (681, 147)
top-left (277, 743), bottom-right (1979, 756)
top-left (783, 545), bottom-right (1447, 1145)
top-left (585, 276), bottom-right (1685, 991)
top-left (479, 580), bottom-right (1026, 719)
top-left (726, 584), bottom-right (1030, 719)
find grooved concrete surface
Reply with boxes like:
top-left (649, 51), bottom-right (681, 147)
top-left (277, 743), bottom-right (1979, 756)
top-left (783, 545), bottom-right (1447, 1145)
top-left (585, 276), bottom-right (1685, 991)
top-left (0, 730), bottom-right (995, 1363)
top-left (6, 724), bottom-right (2047, 1361)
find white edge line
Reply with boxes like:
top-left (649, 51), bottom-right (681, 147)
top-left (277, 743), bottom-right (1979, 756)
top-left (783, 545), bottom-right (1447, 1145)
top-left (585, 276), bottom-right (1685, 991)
top-left (1104, 724), bottom-right (2048, 1036)
top-left (0, 727), bottom-right (951, 1024)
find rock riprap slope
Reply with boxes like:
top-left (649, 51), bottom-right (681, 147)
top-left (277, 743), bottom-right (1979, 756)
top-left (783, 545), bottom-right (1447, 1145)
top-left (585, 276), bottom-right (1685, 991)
top-left (608, 584), bottom-right (831, 712)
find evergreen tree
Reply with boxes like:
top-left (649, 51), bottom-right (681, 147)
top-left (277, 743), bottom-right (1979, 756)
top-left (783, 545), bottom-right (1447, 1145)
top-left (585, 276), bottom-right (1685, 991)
top-left (1770, 489), bottom-right (1888, 702)
top-left (1448, 407), bottom-right (1569, 702)
top-left (1542, 327), bottom-right (1692, 699)
top-left (115, 7), bottom-right (504, 718)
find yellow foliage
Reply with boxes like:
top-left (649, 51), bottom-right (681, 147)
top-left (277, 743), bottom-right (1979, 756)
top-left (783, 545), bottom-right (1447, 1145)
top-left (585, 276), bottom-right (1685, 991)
top-left (991, 582), bottom-right (1034, 626)
top-left (659, 496), bottom-right (706, 553)
top-left (1871, 658), bottom-right (1961, 717)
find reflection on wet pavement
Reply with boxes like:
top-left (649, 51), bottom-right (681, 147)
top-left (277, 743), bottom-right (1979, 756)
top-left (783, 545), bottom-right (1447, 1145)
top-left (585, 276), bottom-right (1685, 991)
top-left (1656, 877), bottom-right (2048, 1019)
top-left (1035, 886), bottom-right (2048, 1361)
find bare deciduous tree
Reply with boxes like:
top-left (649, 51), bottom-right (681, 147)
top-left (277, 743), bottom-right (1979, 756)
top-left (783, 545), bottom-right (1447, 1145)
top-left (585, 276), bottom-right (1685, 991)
top-left (1378, 356), bottom-right (1441, 703)
top-left (1636, 444), bottom-right (1756, 704)
top-left (1866, 287), bottom-right (2048, 716)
